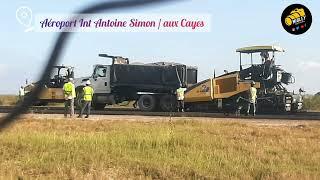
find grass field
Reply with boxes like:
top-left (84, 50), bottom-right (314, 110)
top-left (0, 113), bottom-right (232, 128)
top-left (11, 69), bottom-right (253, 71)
top-left (0, 117), bottom-right (319, 179)
top-left (0, 95), bottom-right (19, 106)
top-left (303, 95), bottom-right (320, 111)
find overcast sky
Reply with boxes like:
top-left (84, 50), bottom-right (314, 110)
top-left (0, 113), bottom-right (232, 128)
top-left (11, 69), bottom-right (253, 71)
top-left (0, 0), bottom-right (319, 94)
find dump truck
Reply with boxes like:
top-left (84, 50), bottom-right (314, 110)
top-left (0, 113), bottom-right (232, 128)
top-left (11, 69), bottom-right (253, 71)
top-left (74, 54), bottom-right (198, 111)
top-left (184, 45), bottom-right (303, 113)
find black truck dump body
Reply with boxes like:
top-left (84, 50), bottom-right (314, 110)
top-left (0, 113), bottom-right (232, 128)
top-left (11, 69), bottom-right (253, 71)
top-left (111, 62), bottom-right (197, 93)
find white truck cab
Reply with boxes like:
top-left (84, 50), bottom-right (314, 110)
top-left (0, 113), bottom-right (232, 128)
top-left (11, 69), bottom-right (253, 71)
top-left (90, 65), bottom-right (111, 94)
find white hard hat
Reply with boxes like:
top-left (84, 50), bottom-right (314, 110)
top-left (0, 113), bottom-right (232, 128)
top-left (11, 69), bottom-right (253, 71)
top-left (69, 78), bottom-right (73, 81)
top-left (86, 80), bottom-right (91, 85)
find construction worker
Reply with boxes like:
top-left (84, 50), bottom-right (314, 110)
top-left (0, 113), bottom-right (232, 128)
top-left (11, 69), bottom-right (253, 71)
top-left (63, 78), bottom-right (76, 118)
top-left (176, 84), bottom-right (187, 112)
top-left (78, 80), bottom-right (94, 118)
top-left (247, 81), bottom-right (257, 116)
top-left (19, 86), bottom-right (25, 102)
top-left (260, 51), bottom-right (269, 63)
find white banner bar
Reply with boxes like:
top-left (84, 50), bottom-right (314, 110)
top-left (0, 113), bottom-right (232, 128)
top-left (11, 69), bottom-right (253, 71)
top-left (33, 14), bottom-right (211, 32)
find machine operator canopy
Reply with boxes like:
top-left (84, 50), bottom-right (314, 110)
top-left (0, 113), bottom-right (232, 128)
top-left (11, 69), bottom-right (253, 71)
top-left (236, 45), bottom-right (285, 53)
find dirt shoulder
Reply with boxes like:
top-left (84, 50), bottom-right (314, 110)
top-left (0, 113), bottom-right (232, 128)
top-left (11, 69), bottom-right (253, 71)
top-left (1, 113), bottom-right (319, 127)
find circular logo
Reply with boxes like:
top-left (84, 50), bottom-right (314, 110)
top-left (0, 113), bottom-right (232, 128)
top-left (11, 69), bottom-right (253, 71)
top-left (281, 4), bottom-right (312, 35)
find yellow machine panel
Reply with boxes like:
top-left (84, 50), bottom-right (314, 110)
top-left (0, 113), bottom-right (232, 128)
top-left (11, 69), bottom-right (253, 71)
top-left (214, 74), bottom-right (237, 94)
top-left (185, 72), bottom-right (260, 103)
top-left (213, 72), bottom-right (260, 99)
top-left (39, 88), bottom-right (64, 100)
top-left (184, 79), bottom-right (213, 102)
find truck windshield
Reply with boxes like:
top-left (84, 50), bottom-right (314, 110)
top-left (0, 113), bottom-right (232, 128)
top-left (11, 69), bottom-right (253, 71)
top-left (93, 66), bottom-right (107, 77)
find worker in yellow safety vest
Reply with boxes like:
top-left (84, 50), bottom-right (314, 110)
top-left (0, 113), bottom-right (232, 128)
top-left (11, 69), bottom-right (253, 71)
top-left (78, 80), bottom-right (94, 118)
top-left (247, 81), bottom-right (257, 116)
top-left (63, 78), bottom-right (76, 118)
top-left (176, 84), bottom-right (187, 112)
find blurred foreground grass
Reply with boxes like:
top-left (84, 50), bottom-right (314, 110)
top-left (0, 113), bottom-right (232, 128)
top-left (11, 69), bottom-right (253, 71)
top-left (0, 118), bottom-right (319, 179)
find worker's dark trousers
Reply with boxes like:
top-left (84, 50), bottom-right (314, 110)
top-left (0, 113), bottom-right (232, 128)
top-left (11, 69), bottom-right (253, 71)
top-left (64, 98), bottom-right (74, 117)
top-left (80, 101), bottom-right (91, 117)
top-left (247, 102), bottom-right (256, 115)
top-left (177, 100), bottom-right (185, 112)
top-left (19, 96), bottom-right (24, 102)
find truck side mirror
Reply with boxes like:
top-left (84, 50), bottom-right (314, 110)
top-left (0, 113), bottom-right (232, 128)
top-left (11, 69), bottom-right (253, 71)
top-left (70, 71), bottom-right (74, 78)
top-left (93, 74), bottom-right (98, 80)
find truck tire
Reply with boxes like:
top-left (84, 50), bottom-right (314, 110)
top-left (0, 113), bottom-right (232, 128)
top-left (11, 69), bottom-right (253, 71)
top-left (159, 94), bottom-right (176, 112)
top-left (92, 103), bottom-right (106, 110)
top-left (138, 95), bottom-right (157, 112)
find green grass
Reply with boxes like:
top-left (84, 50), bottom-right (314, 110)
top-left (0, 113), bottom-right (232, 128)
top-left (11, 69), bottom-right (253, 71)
top-left (303, 95), bottom-right (320, 111)
top-left (0, 118), bottom-right (319, 179)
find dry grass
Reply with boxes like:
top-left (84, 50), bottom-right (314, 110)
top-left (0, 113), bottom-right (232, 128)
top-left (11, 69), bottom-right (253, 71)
top-left (0, 95), bottom-right (19, 106)
top-left (0, 117), bottom-right (319, 179)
